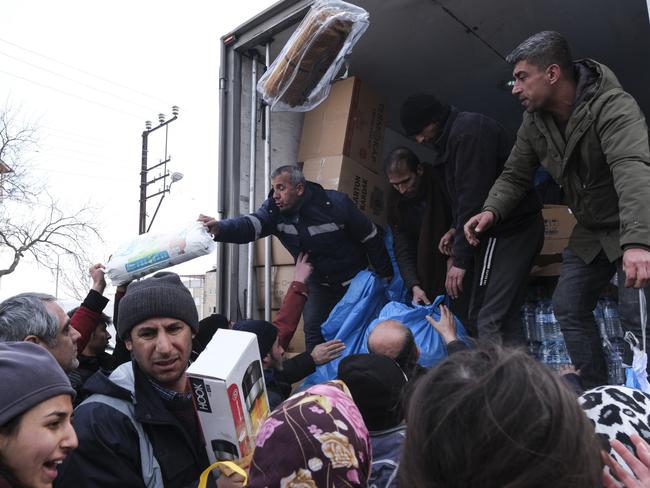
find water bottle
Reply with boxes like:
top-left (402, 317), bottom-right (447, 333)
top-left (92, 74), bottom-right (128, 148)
top-left (604, 337), bottom-right (626, 385)
top-left (537, 300), bottom-right (571, 370)
top-left (593, 301), bottom-right (607, 340)
top-left (521, 300), bottom-right (539, 355)
top-left (602, 297), bottom-right (623, 339)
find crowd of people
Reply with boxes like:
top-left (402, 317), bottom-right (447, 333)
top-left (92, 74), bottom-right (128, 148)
top-left (1, 29), bottom-right (650, 488)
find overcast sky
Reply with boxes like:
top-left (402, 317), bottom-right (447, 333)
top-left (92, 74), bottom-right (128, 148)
top-left (0, 0), bottom-right (277, 301)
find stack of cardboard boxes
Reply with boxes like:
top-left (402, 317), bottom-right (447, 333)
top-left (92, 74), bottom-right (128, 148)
top-left (299, 76), bottom-right (389, 225)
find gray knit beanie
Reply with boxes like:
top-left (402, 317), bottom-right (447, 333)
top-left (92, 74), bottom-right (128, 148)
top-left (117, 272), bottom-right (199, 339)
top-left (0, 342), bottom-right (75, 426)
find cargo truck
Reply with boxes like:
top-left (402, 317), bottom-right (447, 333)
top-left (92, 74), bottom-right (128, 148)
top-left (213, 0), bottom-right (650, 329)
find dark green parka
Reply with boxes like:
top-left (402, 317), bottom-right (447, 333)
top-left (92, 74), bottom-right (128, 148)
top-left (484, 59), bottom-right (650, 264)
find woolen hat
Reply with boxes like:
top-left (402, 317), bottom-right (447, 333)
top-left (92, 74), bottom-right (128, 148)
top-left (400, 93), bottom-right (449, 136)
top-left (338, 353), bottom-right (407, 431)
top-left (232, 320), bottom-right (277, 359)
top-left (0, 342), bottom-right (75, 425)
top-left (117, 272), bottom-right (199, 339)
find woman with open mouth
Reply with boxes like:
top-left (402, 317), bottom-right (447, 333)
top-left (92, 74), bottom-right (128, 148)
top-left (0, 342), bottom-right (78, 488)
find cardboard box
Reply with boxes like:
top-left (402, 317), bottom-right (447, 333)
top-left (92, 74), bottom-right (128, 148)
top-left (254, 236), bottom-right (294, 267)
top-left (187, 329), bottom-right (269, 464)
top-left (299, 76), bottom-right (387, 172)
top-left (256, 265), bottom-right (296, 310)
top-left (540, 205), bottom-right (576, 255)
top-left (302, 155), bottom-right (388, 226)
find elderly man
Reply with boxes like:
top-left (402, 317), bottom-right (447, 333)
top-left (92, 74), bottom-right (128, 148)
top-left (55, 272), bottom-right (231, 488)
top-left (0, 292), bottom-right (81, 373)
top-left (368, 305), bottom-right (467, 380)
top-left (465, 31), bottom-right (650, 388)
top-left (199, 165), bottom-right (392, 352)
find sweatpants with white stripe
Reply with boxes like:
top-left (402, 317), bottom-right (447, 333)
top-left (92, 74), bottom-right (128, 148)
top-left (469, 213), bottom-right (544, 345)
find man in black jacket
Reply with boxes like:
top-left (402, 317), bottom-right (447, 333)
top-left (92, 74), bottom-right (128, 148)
top-left (401, 95), bottom-right (543, 345)
top-left (385, 147), bottom-right (451, 306)
top-left (56, 272), bottom-right (227, 488)
top-left (200, 165), bottom-right (392, 351)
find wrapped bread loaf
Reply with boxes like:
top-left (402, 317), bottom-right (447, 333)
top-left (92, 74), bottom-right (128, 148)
top-left (258, 0), bottom-right (369, 111)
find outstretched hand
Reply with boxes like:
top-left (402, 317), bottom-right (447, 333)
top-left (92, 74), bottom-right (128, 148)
top-left (426, 304), bottom-right (457, 344)
top-left (198, 214), bottom-right (219, 238)
top-left (310, 339), bottom-right (345, 365)
top-left (294, 252), bottom-right (313, 284)
top-left (602, 435), bottom-right (650, 487)
top-left (463, 211), bottom-right (495, 247)
top-left (89, 263), bottom-right (106, 294)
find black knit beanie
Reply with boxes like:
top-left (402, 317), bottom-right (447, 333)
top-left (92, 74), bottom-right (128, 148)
top-left (0, 342), bottom-right (75, 425)
top-left (338, 353), bottom-right (407, 431)
top-left (400, 93), bottom-right (450, 136)
top-left (117, 272), bottom-right (199, 339)
top-left (232, 320), bottom-right (277, 359)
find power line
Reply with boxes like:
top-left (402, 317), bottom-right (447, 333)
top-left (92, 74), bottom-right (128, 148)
top-left (0, 69), bottom-right (144, 119)
top-left (0, 37), bottom-right (170, 105)
top-left (39, 125), bottom-right (114, 145)
top-left (0, 49), bottom-right (160, 113)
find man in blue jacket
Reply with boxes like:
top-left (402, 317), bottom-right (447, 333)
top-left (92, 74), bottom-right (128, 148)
top-left (199, 165), bottom-right (392, 351)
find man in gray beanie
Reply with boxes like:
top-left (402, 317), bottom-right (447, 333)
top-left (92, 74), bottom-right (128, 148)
top-left (56, 272), bottom-right (219, 488)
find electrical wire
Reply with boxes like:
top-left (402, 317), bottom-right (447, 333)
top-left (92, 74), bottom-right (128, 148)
top-left (0, 49), bottom-right (160, 112)
top-left (0, 69), bottom-right (145, 119)
top-left (0, 37), bottom-right (171, 105)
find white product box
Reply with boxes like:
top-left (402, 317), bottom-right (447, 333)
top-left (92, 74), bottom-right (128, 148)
top-left (188, 329), bottom-right (269, 464)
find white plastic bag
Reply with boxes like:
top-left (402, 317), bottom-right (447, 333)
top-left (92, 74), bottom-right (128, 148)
top-left (105, 222), bottom-right (216, 285)
top-left (257, 0), bottom-right (369, 112)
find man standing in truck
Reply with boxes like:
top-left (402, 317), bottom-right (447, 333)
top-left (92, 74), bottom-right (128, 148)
top-left (464, 31), bottom-right (650, 388)
top-left (400, 92), bottom-right (543, 345)
top-left (199, 164), bottom-right (392, 352)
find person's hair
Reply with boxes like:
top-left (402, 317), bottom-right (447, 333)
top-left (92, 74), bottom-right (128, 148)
top-left (270, 165), bottom-right (306, 187)
top-left (0, 293), bottom-right (60, 346)
top-left (384, 146), bottom-right (421, 175)
top-left (0, 413), bottom-right (26, 488)
top-left (67, 306), bottom-right (111, 328)
top-left (393, 327), bottom-right (419, 378)
top-left (400, 345), bottom-right (602, 488)
top-left (506, 31), bottom-right (574, 80)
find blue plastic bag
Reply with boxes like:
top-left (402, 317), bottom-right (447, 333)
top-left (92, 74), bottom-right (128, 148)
top-left (363, 295), bottom-right (472, 367)
top-left (383, 227), bottom-right (409, 304)
top-left (304, 270), bottom-right (388, 385)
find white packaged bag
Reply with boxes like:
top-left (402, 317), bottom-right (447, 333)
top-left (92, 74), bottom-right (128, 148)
top-left (105, 222), bottom-right (216, 285)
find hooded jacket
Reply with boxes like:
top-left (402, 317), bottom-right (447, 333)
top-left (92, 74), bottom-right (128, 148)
top-left (216, 182), bottom-right (392, 285)
top-left (484, 59), bottom-right (650, 264)
top-left (55, 362), bottom-right (211, 488)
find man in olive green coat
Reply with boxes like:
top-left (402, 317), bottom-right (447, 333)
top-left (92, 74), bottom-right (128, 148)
top-left (464, 31), bottom-right (650, 387)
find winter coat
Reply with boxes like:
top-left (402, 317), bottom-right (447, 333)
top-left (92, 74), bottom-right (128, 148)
top-left (387, 163), bottom-right (451, 296)
top-left (429, 106), bottom-right (541, 269)
top-left (55, 362), bottom-right (211, 488)
top-left (484, 59), bottom-right (650, 264)
top-left (216, 182), bottom-right (392, 285)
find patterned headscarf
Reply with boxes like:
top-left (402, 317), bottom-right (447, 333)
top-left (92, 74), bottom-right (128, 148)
top-left (248, 381), bottom-right (371, 487)
top-left (579, 385), bottom-right (650, 474)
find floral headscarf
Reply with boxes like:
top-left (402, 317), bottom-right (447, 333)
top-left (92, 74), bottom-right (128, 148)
top-left (247, 381), bottom-right (371, 487)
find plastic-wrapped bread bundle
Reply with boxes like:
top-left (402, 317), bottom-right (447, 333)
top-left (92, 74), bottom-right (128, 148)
top-left (257, 0), bottom-right (369, 112)
top-left (105, 222), bottom-right (216, 285)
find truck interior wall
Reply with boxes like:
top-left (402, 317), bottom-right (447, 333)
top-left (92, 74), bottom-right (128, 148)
top-left (235, 54), bottom-right (305, 320)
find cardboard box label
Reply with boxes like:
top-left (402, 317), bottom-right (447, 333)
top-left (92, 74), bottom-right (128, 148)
top-left (256, 265), bottom-right (295, 310)
top-left (540, 205), bottom-right (576, 255)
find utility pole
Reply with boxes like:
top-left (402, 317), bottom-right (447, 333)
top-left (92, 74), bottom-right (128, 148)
top-left (139, 106), bottom-right (182, 234)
